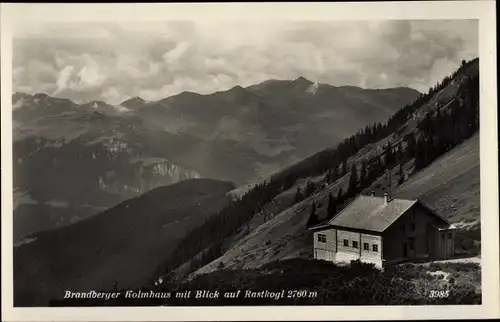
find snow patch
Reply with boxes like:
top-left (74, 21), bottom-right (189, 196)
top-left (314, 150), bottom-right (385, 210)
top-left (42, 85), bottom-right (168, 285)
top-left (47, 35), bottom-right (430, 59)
top-left (306, 82), bottom-right (319, 95)
top-left (427, 270), bottom-right (451, 282)
top-left (453, 220), bottom-right (479, 230)
top-left (13, 97), bottom-right (25, 109)
top-left (14, 237), bottom-right (38, 248)
top-left (114, 104), bottom-right (131, 113)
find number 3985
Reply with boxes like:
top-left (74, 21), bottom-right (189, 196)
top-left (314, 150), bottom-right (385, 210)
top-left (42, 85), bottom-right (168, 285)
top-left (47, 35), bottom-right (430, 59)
top-left (428, 290), bottom-right (450, 298)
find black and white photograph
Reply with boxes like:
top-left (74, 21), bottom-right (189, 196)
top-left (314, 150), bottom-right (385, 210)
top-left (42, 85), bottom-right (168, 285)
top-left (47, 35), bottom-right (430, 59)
top-left (1, 2), bottom-right (498, 321)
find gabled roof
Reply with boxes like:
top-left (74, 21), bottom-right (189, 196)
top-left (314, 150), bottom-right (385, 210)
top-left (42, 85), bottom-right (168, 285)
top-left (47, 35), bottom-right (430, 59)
top-left (326, 195), bottom-right (417, 232)
top-left (308, 194), bottom-right (454, 233)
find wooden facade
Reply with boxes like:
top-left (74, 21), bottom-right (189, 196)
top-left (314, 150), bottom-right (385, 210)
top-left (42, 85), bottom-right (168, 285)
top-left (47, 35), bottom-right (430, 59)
top-left (314, 227), bottom-right (383, 268)
top-left (382, 203), bottom-right (455, 264)
top-left (311, 197), bottom-right (455, 268)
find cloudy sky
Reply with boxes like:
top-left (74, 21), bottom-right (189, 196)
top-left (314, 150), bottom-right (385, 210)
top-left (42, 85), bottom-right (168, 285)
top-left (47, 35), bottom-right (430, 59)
top-left (13, 20), bottom-right (478, 105)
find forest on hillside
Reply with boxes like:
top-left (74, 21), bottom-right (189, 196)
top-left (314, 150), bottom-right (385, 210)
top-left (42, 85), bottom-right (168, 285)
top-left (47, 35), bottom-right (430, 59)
top-left (307, 64), bottom-right (479, 227)
top-left (151, 58), bottom-right (479, 283)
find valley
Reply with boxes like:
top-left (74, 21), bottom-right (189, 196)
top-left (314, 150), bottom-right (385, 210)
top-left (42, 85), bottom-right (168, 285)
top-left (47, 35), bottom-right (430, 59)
top-left (14, 179), bottom-right (234, 306)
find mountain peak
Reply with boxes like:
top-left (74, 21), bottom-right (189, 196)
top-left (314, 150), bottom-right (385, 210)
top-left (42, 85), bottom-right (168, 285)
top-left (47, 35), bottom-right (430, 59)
top-left (293, 76), bottom-right (313, 86)
top-left (216, 84), bottom-right (255, 102)
top-left (12, 92), bottom-right (30, 102)
top-left (32, 93), bottom-right (50, 100)
top-left (120, 96), bottom-right (146, 109)
top-left (177, 91), bottom-right (202, 98)
top-left (124, 96), bottom-right (145, 103)
top-left (230, 85), bottom-right (245, 91)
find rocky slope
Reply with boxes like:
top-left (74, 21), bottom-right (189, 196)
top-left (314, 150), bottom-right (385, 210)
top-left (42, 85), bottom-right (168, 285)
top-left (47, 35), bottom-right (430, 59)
top-left (12, 109), bottom-right (201, 241)
top-left (140, 78), bottom-right (420, 181)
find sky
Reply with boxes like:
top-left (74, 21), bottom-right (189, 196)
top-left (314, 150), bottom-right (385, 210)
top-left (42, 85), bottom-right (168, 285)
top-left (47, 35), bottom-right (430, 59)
top-left (12, 20), bottom-right (478, 105)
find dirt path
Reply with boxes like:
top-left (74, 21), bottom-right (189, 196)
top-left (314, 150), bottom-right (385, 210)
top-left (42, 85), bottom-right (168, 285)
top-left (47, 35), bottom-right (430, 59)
top-left (420, 256), bottom-right (481, 265)
top-left (437, 256), bottom-right (481, 264)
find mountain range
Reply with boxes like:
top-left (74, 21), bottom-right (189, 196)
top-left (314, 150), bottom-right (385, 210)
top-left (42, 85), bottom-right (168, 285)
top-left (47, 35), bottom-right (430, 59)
top-left (13, 59), bottom-right (481, 307)
top-left (12, 77), bottom-right (420, 241)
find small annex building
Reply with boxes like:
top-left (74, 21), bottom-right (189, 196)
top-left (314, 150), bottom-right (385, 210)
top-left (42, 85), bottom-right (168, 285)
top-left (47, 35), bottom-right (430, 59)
top-left (309, 193), bottom-right (456, 268)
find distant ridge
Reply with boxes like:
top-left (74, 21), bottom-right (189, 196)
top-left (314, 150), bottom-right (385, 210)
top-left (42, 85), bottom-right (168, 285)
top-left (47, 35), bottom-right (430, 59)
top-left (12, 76), bottom-right (421, 107)
top-left (120, 96), bottom-right (146, 109)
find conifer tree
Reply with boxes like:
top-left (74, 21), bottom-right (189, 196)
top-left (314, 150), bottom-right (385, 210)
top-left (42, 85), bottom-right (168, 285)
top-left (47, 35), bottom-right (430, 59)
top-left (306, 202), bottom-right (318, 227)
top-left (384, 144), bottom-right (392, 168)
top-left (347, 162), bottom-right (358, 197)
top-left (359, 161), bottom-right (368, 190)
top-left (327, 193), bottom-right (336, 219)
top-left (294, 187), bottom-right (304, 203)
top-left (341, 160), bottom-right (348, 176)
top-left (405, 133), bottom-right (416, 159)
top-left (332, 164), bottom-right (339, 180)
top-left (325, 170), bottom-right (332, 184)
top-left (413, 137), bottom-right (426, 172)
top-left (396, 142), bottom-right (403, 164)
top-left (398, 163), bottom-right (405, 185)
top-left (305, 181), bottom-right (315, 197)
top-left (336, 187), bottom-right (344, 207)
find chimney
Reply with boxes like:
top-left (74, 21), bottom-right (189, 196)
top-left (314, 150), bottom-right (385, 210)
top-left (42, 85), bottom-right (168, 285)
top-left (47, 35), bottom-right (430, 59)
top-left (384, 192), bottom-right (389, 205)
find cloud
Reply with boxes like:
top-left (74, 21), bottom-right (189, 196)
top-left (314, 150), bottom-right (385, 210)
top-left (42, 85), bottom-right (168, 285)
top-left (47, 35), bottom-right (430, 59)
top-left (55, 65), bottom-right (75, 92)
top-left (13, 20), bottom-right (478, 104)
top-left (101, 87), bottom-right (122, 104)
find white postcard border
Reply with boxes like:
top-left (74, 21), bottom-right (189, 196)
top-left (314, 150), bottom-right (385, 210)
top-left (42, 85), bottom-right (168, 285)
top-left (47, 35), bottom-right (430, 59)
top-left (1, 1), bottom-right (498, 321)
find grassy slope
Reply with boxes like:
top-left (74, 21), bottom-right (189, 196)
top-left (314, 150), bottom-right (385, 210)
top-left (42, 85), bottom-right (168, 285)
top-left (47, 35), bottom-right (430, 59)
top-left (55, 258), bottom-right (480, 306)
top-left (180, 259), bottom-right (480, 305)
top-left (192, 133), bottom-right (480, 278)
top-left (14, 178), bottom-right (234, 306)
top-left (394, 133), bottom-right (479, 226)
top-left (189, 61), bottom-right (480, 278)
top-left (192, 175), bottom-right (349, 276)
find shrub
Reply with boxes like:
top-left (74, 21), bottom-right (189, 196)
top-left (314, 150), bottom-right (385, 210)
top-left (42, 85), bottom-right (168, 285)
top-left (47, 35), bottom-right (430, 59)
top-left (48, 257), bottom-right (481, 306)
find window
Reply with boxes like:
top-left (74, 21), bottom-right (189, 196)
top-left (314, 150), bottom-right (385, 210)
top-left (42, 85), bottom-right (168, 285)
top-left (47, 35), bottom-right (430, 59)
top-left (317, 234), bottom-right (326, 243)
top-left (343, 239), bottom-right (349, 247)
top-left (363, 243), bottom-right (369, 251)
top-left (410, 223), bottom-right (416, 231)
top-left (352, 241), bottom-right (358, 248)
top-left (372, 244), bottom-right (379, 252)
top-left (448, 232), bottom-right (453, 239)
top-left (400, 224), bottom-right (405, 231)
top-left (412, 210), bottom-right (416, 221)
